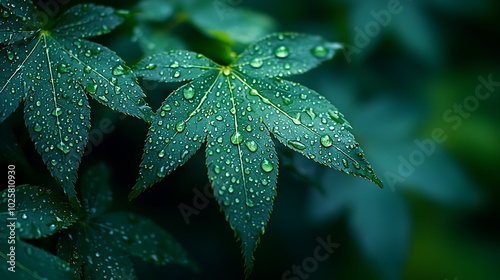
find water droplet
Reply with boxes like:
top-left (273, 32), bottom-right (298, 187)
top-left (328, 109), bottom-right (344, 123)
top-left (300, 93), bottom-right (307, 100)
top-left (51, 107), bottom-right (63, 117)
top-left (274, 46), bottom-right (289, 58)
top-left (144, 63), bottom-right (157, 70)
top-left (95, 252), bottom-right (100, 257)
top-left (169, 61), bottom-right (179, 68)
top-left (158, 149), bottom-right (166, 158)
top-left (250, 58), bottom-right (263, 68)
top-left (311, 45), bottom-right (329, 58)
top-left (161, 104), bottom-right (172, 111)
top-left (173, 71), bottom-right (180, 78)
top-left (98, 95), bottom-right (108, 103)
top-left (245, 212), bottom-right (251, 220)
top-left (50, 159), bottom-right (57, 166)
top-left (288, 140), bottom-right (306, 150)
top-left (57, 64), bottom-right (70, 74)
top-left (320, 135), bottom-right (333, 148)
top-left (246, 200), bottom-right (254, 207)
top-left (342, 159), bottom-right (349, 168)
top-left (112, 65), bottom-right (128, 76)
top-left (230, 131), bottom-right (243, 145)
top-left (56, 142), bottom-right (70, 154)
top-left (245, 140), bottom-right (258, 152)
top-left (183, 87), bottom-right (195, 100)
top-left (260, 159), bottom-right (274, 173)
top-left (83, 65), bottom-right (92, 73)
top-left (282, 96), bottom-right (293, 105)
top-left (33, 123), bottom-right (42, 132)
top-left (353, 161), bottom-right (361, 169)
top-left (6, 50), bottom-right (14, 61)
top-left (21, 214), bottom-right (28, 219)
top-left (85, 83), bottom-right (97, 95)
top-left (248, 89), bottom-right (259, 97)
top-left (156, 166), bottom-right (166, 178)
top-left (175, 121), bottom-right (186, 133)
top-left (214, 165), bottom-right (221, 174)
top-left (114, 85), bottom-right (122, 95)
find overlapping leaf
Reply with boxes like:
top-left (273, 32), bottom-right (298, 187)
top-left (57, 163), bottom-right (194, 279)
top-left (0, 185), bottom-right (77, 239)
top-left (0, 240), bottom-right (73, 280)
top-left (132, 33), bottom-right (382, 274)
top-left (0, 1), bottom-right (153, 206)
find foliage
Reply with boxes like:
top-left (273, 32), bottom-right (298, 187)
top-left (131, 32), bottom-right (381, 274)
top-left (0, 0), bottom-right (153, 206)
top-left (0, 163), bottom-right (193, 280)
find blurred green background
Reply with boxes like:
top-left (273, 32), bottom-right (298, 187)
top-left (1, 0), bottom-right (499, 279)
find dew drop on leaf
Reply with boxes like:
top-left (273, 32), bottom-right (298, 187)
top-left (98, 96), bottom-right (109, 103)
top-left (214, 165), bottom-right (221, 174)
top-left (56, 142), bottom-right (70, 154)
top-left (274, 46), bottom-right (289, 58)
top-left (6, 50), bottom-right (14, 61)
top-left (158, 149), bottom-right (166, 158)
top-left (57, 64), bottom-right (71, 74)
top-left (250, 58), bottom-right (263, 68)
top-left (183, 87), bottom-right (195, 100)
top-left (112, 65), bottom-right (128, 76)
top-left (288, 140), bottom-right (306, 150)
top-left (311, 45), bottom-right (328, 58)
top-left (144, 63), bottom-right (157, 70)
top-left (169, 61), bottom-right (180, 68)
top-left (83, 65), bottom-right (92, 73)
top-left (51, 107), bottom-right (63, 117)
top-left (282, 96), bottom-right (293, 105)
top-left (249, 89), bottom-right (259, 96)
top-left (328, 109), bottom-right (344, 123)
top-left (173, 71), bottom-right (181, 78)
top-left (320, 134), bottom-right (333, 148)
top-left (342, 158), bottom-right (349, 168)
top-left (33, 123), bottom-right (42, 132)
top-left (161, 104), bottom-right (172, 111)
top-left (175, 121), bottom-right (186, 133)
top-left (230, 131), bottom-right (243, 145)
top-left (245, 140), bottom-right (258, 152)
top-left (260, 159), bottom-right (274, 173)
top-left (156, 166), bottom-right (166, 178)
top-left (85, 83), bottom-right (97, 95)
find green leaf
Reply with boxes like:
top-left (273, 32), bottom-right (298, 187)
top-left (57, 225), bottom-right (136, 280)
top-left (0, 0), bottom-right (38, 45)
top-left (0, 240), bottom-right (73, 280)
top-left (57, 164), bottom-right (194, 279)
top-left (0, 185), bottom-right (77, 239)
top-left (0, 3), bottom-right (153, 204)
top-left (94, 212), bottom-right (195, 267)
top-left (132, 32), bottom-right (383, 274)
top-left (188, 4), bottom-right (276, 45)
top-left (80, 162), bottom-right (113, 218)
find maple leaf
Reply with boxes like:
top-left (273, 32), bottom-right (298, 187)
top-left (131, 32), bottom-right (382, 275)
top-left (0, 1), bottom-right (153, 206)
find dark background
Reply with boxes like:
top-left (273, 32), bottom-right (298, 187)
top-left (2, 0), bottom-right (499, 279)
